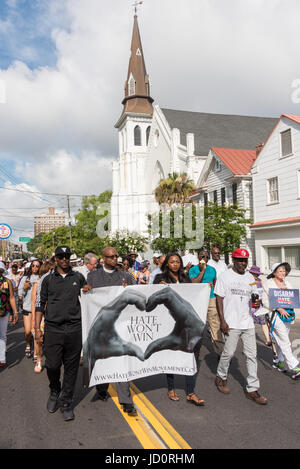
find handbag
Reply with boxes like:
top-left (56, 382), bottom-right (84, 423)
top-left (276, 308), bottom-right (295, 323)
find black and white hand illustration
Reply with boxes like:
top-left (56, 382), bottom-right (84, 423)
top-left (144, 287), bottom-right (206, 359)
top-left (83, 289), bottom-right (147, 376)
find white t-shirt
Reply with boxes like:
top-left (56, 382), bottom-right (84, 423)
top-left (214, 269), bottom-right (255, 329)
top-left (207, 259), bottom-right (227, 278)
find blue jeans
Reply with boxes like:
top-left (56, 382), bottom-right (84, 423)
top-left (166, 373), bottom-right (195, 395)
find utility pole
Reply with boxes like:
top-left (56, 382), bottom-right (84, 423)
top-left (67, 195), bottom-right (73, 249)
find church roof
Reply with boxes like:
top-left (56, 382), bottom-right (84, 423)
top-left (121, 15), bottom-right (154, 116)
top-left (211, 147), bottom-right (257, 175)
top-left (161, 108), bottom-right (277, 155)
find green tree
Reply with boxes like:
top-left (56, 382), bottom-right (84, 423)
top-left (148, 203), bottom-right (251, 255)
top-left (109, 229), bottom-right (148, 256)
top-left (27, 191), bottom-right (112, 258)
top-left (154, 172), bottom-right (195, 206)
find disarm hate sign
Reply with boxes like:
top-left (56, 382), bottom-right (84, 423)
top-left (269, 288), bottom-right (300, 310)
top-left (81, 283), bottom-right (210, 387)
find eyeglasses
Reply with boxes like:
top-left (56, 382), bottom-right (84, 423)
top-left (104, 254), bottom-right (118, 259)
top-left (32, 264), bottom-right (40, 268)
top-left (56, 254), bottom-right (71, 260)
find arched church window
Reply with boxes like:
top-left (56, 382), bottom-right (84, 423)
top-left (146, 126), bottom-right (151, 145)
top-left (134, 125), bottom-right (142, 146)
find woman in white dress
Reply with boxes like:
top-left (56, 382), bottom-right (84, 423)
top-left (261, 262), bottom-right (300, 379)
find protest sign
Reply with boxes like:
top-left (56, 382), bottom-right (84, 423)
top-left (81, 283), bottom-right (210, 387)
top-left (269, 288), bottom-right (300, 310)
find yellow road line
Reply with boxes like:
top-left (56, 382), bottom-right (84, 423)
top-left (108, 384), bottom-right (166, 449)
top-left (108, 383), bottom-right (191, 450)
top-left (131, 383), bottom-right (191, 450)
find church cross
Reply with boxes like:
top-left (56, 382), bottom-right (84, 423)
top-left (133, 1), bottom-right (143, 15)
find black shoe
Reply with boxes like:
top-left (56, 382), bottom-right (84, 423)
top-left (47, 392), bottom-right (59, 413)
top-left (122, 403), bottom-right (137, 416)
top-left (97, 390), bottom-right (109, 401)
top-left (60, 405), bottom-right (75, 421)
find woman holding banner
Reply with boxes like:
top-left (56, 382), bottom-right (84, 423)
top-left (261, 262), bottom-right (300, 379)
top-left (154, 253), bottom-right (205, 406)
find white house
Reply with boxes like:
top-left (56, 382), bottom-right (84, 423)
top-left (191, 147), bottom-right (258, 262)
top-left (251, 114), bottom-right (300, 286)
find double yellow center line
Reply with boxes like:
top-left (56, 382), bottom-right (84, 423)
top-left (108, 383), bottom-right (191, 450)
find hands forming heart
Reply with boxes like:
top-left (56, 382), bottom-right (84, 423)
top-left (83, 287), bottom-right (206, 376)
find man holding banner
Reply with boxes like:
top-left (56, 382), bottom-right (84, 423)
top-left (82, 248), bottom-right (211, 414)
top-left (85, 246), bottom-right (138, 415)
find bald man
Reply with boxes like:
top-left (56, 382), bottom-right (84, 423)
top-left (86, 247), bottom-right (137, 415)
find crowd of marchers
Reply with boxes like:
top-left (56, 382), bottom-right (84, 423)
top-left (0, 244), bottom-right (299, 422)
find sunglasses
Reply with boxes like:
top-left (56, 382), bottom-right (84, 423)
top-left (56, 253), bottom-right (71, 260)
top-left (104, 254), bottom-right (118, 259)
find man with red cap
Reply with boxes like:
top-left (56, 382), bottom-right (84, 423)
top-left (213, 248), bottom-right (268, 405)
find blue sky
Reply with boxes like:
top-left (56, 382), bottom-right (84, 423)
top-left (0, 0), bottom-right (66, 69)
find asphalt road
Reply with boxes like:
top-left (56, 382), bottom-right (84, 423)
top-left (1, 317), bottom-right (300, 450)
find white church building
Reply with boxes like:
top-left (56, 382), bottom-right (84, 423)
top-left (111, 15), bottom-right (277, 249)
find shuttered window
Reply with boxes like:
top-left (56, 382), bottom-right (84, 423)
top-left (281, 129), bottom-right (292, 157)
top-left (267, 177), bottom-right (279, 203)
top-left (232, 183), bottom-right (238, 204)
top-left (221, 187), bottom-right (226, 205)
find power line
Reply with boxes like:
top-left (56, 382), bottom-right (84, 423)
top-left (0, 185), bottom-right (98, 197)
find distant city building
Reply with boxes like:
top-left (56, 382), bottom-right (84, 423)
top-left (34, 207), bottom-right (66, 236)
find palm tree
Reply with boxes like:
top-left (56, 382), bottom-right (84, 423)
top-left (154, 172), bottom-right (195, 206)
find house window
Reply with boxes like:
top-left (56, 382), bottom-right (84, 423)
top-left (281, 129), bottom-right (292, 157)
top-left (267, 246), bottom-right (300, 270)
top-left (285, 246), bottom-right (300, 269)
top-left (267, 177), bottom-right (279, 204)
top-left (221, 187), bottom-right (226, 205)
top-left (232, 183), bottom-right (238, 204)
top-left (204, 193), bottom-right (208, 206)
top-left (215, 160), bottom-right (222, 172)
top-left (267, 247), bottom-right (282, 268)
top-left (213, 190), bottom-right (218, 203)
top-left (146, 126), bottom-right (151, 145)
top-left (134, 125), bottom-right (142, 146)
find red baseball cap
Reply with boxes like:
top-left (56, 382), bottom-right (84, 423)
top-left (232, 248), bottom-right (249, 259)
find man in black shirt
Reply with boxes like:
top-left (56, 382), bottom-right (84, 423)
top-left (86, 246), bottom-right (137, 415)
top-left (35, 246), bottom-right (88, 421)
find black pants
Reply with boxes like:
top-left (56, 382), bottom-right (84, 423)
top-left (44, 328), bottom-right (82, 407)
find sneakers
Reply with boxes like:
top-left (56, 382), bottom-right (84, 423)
top-left (47, 392), bottom-right (60, 413)
top-left (60, 404), bottom-right (75, 421)
top-left (273, 361), bottom-right (287, 373)
top-left (245, 391), bottom-right (268, 405)
top-left (215, 376), bottom-right (230, 394)
top-left (291, 368), bottom-right (300, 380)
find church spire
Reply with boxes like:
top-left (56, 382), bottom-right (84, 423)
top-left (121, 14), bottom-right (154, 116)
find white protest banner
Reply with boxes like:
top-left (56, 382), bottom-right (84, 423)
top-left (81, 283), bottom-right (210, 387)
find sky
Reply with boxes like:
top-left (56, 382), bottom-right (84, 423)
top-left (0, 0), bottom-right (300, 244)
